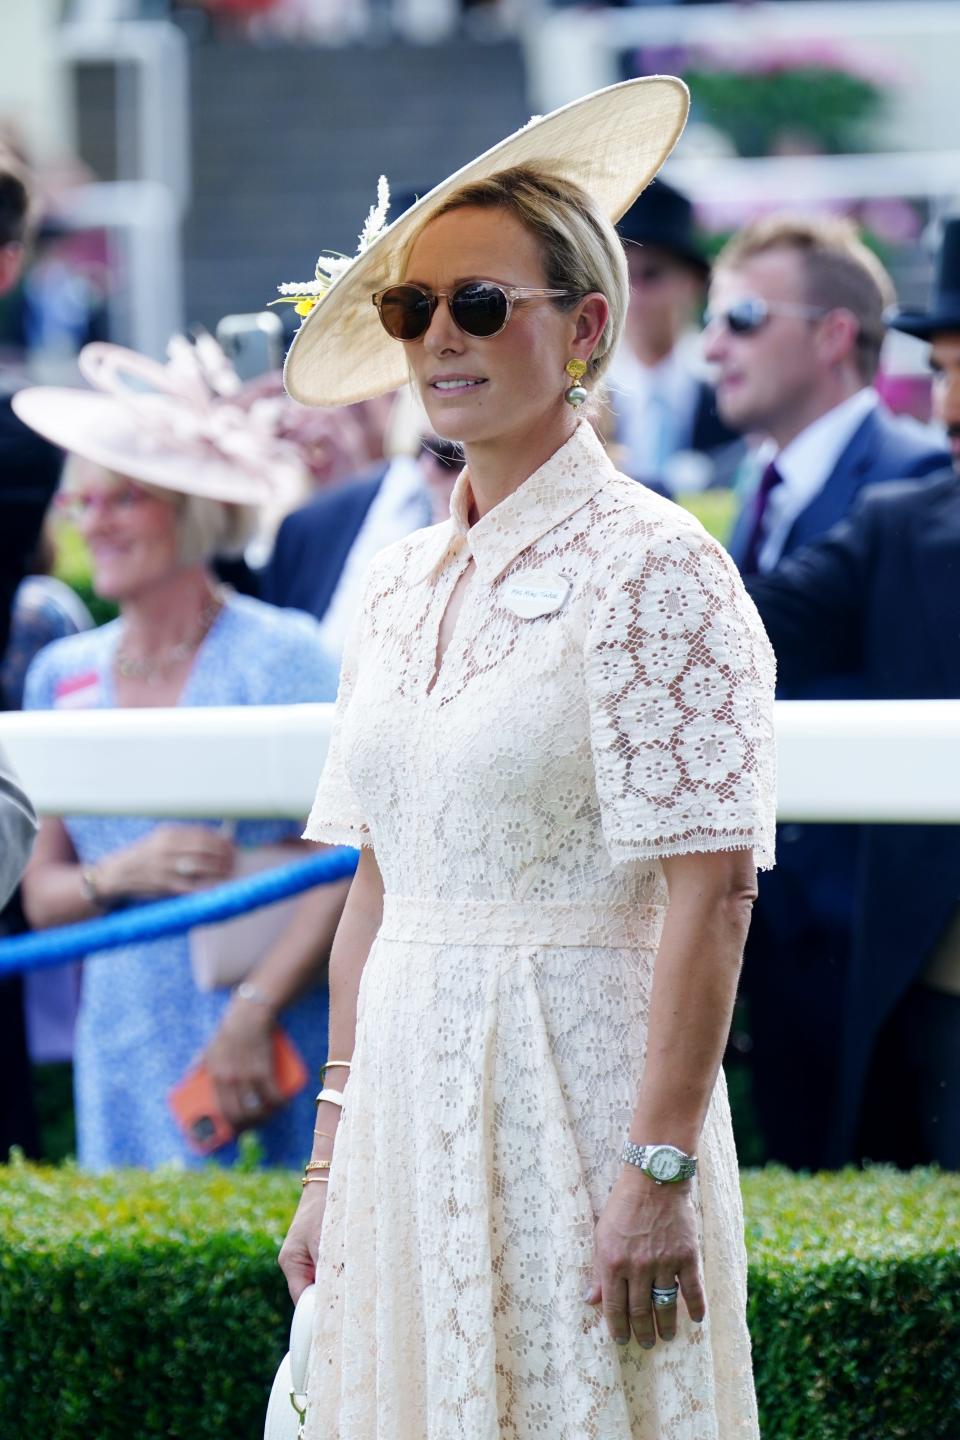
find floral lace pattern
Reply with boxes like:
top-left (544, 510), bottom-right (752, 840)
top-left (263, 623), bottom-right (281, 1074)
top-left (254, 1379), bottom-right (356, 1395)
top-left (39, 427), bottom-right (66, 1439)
top-left (303, 423), bottom-right (774, 1439)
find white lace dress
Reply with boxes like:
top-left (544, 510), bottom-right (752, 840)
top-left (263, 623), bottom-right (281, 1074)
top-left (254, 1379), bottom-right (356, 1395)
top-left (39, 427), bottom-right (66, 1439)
top-left (303, 422), bottom-right (776, 1440)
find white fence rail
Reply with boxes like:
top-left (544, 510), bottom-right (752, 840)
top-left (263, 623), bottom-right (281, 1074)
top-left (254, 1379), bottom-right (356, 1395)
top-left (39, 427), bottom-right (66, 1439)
top-left (2, 700), bottom-right (959, 825)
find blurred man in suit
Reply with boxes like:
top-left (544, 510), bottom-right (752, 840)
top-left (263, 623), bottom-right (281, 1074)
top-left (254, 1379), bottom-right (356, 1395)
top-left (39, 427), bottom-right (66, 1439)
top-left (708, 215), bottom-right (946, 575)
top-left (704, 214), bottom-right (948, 1168)
top-left (259, 400), bottom-right (458, 661)
top-left (606, 178), bottom-right (737, 494)
top-left (745, 217), bottom-right (960, 1168)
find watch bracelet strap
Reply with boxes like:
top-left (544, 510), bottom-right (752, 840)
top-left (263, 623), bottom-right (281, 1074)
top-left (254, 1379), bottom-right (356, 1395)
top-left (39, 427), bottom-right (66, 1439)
top-left (621, 1140), bottom-right (697, 1180)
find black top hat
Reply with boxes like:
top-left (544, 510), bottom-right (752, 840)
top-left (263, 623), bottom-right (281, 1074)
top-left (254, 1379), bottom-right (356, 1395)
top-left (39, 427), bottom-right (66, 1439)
top-left (616, 177), bottom-right (709, 277)
top-left (888, 217), bottom-right (960, 339)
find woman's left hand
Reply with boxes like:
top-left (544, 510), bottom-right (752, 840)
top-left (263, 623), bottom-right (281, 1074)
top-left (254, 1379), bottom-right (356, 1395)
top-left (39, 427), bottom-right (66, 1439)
top-left (204, 996), bottom-right (284, 1131)
top-left (586, 1167), bottom-right (706, 1349)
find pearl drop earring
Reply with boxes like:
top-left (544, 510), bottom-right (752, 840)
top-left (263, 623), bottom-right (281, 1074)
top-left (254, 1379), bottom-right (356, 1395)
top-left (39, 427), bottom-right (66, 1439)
top-left (564, 358), bottom-right (588, 408)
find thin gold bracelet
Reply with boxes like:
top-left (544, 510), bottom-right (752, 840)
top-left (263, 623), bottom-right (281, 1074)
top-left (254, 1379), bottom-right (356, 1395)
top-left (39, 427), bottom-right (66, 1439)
top-left (313, 1129), bottom-right (337, 1143)
top-left (302, 1175), bottom-right (329, 1187)
top-left (320, 1060), bottom-right (352, 1078)
top-left (304, 1160), bottom-right (331, 1173)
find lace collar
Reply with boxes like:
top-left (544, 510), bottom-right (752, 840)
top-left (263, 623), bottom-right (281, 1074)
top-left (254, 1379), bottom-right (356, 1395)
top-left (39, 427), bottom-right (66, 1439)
top-left (411, 422), bottom-right (616, 585)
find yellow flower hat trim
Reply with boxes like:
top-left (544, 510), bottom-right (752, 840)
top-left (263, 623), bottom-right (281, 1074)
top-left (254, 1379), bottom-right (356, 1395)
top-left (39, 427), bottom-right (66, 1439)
top-left (273, 175), bottom-right (391, 324)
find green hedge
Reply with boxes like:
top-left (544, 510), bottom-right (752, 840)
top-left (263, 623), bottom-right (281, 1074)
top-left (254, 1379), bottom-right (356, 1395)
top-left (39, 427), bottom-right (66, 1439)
top-left (0, 1162), bottom-right (957, 1439)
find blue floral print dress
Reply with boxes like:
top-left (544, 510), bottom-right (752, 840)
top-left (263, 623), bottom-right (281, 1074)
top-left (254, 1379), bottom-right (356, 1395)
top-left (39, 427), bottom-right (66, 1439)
top-left (24, 593), bottom-right (338, 1170)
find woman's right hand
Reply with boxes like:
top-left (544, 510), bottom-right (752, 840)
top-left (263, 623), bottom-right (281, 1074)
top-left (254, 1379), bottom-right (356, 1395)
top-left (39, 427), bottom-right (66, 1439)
top-left (279, 1185), bottom-right (328, 1304)
top-left (97, 824), bottom-right (235, 899)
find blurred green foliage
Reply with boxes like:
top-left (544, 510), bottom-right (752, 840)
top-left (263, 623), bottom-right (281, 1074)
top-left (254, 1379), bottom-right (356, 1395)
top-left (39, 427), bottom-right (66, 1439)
top-left (678, 487), bottom-right (738, 546)
top-left (684, 63), bottom-right (885, 157)
top-left (0, 1161), bottom-right (956, 1438)
top-left (51, 520), bottom-right (117, 627)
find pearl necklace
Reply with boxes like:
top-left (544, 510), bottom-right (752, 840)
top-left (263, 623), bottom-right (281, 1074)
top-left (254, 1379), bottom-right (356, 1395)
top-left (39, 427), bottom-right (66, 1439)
top-left (114, 588), bottom-right (225, 686)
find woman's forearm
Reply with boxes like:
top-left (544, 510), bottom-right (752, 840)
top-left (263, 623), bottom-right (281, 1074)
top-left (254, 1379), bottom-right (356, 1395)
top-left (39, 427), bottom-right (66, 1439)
top-left (628, 849), bottom-right (757, 1154)
top-left (21, 861), bottom-right (101, 929)
top-left (310, 847), bottom-right (384, 1154)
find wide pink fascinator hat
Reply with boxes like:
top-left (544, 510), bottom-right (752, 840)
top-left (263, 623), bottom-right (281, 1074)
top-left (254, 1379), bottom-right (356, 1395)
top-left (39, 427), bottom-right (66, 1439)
top-left (12, 333), bottom-right (308, 505)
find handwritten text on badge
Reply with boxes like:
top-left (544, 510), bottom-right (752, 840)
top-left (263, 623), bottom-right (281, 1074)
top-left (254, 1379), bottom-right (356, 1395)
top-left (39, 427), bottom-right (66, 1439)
top-left (501, 573), bottom-right (571, 619)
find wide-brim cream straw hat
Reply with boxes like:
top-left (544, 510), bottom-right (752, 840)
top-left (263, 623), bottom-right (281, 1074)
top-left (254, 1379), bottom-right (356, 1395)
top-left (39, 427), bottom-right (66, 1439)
top-left (12, 339), bottom-right (304, 505)
top-left (283, 76), bottom-right (689, 408)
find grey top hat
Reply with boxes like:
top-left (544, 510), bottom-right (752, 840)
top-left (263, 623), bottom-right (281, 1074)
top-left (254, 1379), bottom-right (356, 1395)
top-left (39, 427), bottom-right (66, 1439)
top-left (888, 217), bottom-right (960, 340)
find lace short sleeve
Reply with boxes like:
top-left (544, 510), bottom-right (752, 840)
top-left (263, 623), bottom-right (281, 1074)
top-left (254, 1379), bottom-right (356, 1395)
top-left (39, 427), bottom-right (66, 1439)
top-left (303, 599), bottom-right (371, 848)
top-left (585, 526), bottom-right (777, 871)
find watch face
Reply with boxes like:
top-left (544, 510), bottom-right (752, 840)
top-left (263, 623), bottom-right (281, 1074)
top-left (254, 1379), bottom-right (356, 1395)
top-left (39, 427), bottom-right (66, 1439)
top-left (648, 1146), bottom-right (682, 1182)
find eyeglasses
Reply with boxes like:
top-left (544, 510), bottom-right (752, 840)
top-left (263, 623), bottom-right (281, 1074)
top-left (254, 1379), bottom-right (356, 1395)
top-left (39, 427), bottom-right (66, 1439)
top-left (372, 281), bottom-right (581, 342)
top-left (703, 297), bottom-right (829, 336)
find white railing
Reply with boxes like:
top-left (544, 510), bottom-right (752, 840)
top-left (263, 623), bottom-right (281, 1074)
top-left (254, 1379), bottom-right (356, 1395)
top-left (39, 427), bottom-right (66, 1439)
top-left (2, 700), bottom-right (959, 824)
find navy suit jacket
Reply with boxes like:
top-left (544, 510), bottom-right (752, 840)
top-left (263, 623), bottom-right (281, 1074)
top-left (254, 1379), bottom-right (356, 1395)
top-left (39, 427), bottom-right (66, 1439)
top-left (746, 469), bottom-right (960, 1159)
top-left (259, 464), bottom-right (388, 622)
top-left (727, 402), bottom-right (948, 571)
top-left (732, 405), bottom-right (949, 932)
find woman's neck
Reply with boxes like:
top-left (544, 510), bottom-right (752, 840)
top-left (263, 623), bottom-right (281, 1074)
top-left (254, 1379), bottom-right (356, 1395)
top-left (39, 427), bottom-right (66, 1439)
top-left (461, 406), bottom-right (579, 520)
top-left (119, 566), bottom-right (219, 657)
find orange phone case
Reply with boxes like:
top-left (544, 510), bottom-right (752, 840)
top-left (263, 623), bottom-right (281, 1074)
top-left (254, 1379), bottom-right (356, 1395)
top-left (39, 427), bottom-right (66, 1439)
top-left (167, 1028), bottom-right (309, 1155)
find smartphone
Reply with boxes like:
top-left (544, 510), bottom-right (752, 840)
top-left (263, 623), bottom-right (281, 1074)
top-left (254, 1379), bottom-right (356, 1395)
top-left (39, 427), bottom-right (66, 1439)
top-left (168, 1027), bottom-right (309, 1155)
top-left (215, 311), bottom-right (284, 382)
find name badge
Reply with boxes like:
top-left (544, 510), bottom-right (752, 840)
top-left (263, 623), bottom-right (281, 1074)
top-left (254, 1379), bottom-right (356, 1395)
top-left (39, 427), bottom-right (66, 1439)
top-left (501, 572), bottom-right (570, 619)
top-left (53, 671), bottom-right (103, 709)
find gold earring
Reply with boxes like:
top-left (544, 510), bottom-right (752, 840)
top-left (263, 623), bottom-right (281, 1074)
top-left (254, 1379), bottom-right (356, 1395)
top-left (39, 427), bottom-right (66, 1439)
top-left (564, 358), bottom-right (588, 408)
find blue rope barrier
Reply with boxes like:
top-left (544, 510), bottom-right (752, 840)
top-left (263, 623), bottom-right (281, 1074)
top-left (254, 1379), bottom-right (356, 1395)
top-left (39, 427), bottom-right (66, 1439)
top-left (0, 847), bottom-right (359, 977)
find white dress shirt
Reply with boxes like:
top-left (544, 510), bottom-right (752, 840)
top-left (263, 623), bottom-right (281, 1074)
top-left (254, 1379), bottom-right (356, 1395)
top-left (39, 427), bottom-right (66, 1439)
top-left (756, 387), bottom-right (879, 573)
top-left (318, 454), bottom-right (432, 661)
top-left (606, 340), bottom-right (702, 482)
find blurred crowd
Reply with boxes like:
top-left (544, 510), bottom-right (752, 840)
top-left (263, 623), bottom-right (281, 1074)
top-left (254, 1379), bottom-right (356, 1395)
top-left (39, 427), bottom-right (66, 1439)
top-left (1, 142), bottom-right (958, 1175)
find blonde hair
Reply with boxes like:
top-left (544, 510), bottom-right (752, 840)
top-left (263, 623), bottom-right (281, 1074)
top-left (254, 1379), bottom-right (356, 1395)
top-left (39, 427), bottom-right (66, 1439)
top-left (60, 457), bottom-right (258, 566)
top-left (405, 165), bottom-right (629, 390)
top-left (177, 492), bottom-right (258, 566)
top-left (714, 214), bottom-right (895, 383)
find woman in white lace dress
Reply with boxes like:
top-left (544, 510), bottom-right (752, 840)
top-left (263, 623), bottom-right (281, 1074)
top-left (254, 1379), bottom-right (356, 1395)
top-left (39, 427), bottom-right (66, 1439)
top-left (279, 81), bottom-right (775, 1440)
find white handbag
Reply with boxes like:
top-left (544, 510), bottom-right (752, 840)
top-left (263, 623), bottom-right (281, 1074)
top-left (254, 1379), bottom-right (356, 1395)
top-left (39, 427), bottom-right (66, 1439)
top-left (264, 1284), bottom-right (315, 1440)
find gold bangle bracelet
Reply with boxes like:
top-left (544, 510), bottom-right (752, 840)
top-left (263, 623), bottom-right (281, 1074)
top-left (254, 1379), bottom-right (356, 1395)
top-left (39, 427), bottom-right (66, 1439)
top-left (313, 1130), bottom-right (337, 1143)
top-left (302, 1175), bottom-right (329, 1186)
top-left (304, 1160), bottom-right (332, 1173)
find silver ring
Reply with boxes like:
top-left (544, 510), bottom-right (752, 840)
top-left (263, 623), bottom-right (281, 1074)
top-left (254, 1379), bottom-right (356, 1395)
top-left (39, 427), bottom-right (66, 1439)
top-left (651, 1285), bottom-right (679, 1308)
top-left (242, 1092), bottom-right (260, 1113)
top-left (175, 857), bottom-right (197, 877)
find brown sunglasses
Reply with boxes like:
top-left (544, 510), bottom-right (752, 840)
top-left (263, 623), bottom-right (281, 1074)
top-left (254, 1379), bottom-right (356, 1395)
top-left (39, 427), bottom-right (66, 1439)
top-left (372, 280), bottom-right (581, 342)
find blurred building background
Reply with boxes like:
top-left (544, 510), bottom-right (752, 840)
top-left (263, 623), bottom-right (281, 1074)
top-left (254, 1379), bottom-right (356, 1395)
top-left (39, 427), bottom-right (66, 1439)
top-left (2, 0), bottom-right (959, 384)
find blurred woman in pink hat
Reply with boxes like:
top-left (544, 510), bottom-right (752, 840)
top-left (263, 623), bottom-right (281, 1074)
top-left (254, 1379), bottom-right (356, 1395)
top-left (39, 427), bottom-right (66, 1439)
top-left (15, 335), bottom-right (347, 1171)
